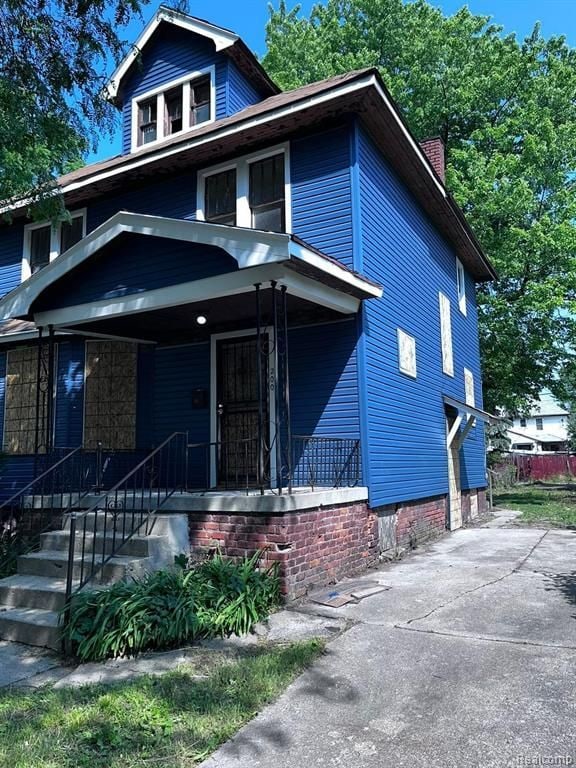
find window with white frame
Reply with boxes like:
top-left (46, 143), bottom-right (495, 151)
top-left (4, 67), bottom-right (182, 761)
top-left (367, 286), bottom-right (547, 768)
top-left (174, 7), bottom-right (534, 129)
top-left (22, 210), bottom-right (86, 281)
top-left (132, 70), bottom-right (214, 150)
top-left (197, 145), bottom-right (290, 234)
top-left (439, 292), bottom-right (454, 376)
top-left (456, 258), bottom-right (466, 315)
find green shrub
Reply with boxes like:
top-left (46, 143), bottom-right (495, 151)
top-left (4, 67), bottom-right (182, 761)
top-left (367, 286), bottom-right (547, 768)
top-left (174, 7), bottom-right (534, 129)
top-left (62, 551), bottom-right (280, 662)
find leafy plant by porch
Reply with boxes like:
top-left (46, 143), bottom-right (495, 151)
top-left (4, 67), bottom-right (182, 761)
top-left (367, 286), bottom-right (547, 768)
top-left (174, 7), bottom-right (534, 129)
top-left (0, 641), bottom-right (323, 767)
top-left (63, 552), bottom-right (280, 662)
top-left (494, 484), bottom-right (576, 528)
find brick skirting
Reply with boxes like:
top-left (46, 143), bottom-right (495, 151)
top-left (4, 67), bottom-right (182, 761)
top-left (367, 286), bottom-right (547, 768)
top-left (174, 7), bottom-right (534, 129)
top-left (187, 488), bottom-right (487, 597)
top-left (188, 501), bottom-right (378, 599)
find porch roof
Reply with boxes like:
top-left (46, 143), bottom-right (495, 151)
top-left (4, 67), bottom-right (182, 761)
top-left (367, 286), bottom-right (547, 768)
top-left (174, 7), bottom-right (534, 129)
top-left (0, 212), bottom-right (382, 327)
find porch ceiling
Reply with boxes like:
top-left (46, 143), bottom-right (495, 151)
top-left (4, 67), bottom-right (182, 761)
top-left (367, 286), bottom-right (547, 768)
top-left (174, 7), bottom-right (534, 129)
top-left (58, 288), bottom-right (344, 344)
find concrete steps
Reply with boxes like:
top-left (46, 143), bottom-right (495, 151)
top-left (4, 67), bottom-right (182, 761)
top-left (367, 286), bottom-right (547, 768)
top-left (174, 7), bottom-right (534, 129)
top-left (0, 512), bottom-right (175, 651)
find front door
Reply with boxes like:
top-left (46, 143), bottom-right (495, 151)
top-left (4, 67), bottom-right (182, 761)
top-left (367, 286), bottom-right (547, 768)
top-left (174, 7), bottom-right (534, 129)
top-left (216, 335), bottom-right (269, 486)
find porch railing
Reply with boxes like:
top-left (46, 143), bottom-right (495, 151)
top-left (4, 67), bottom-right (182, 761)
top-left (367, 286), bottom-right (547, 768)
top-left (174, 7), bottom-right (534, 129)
top-left (291, 436), bottom-right (361, 490)
top-left (185, 435), bottom-right (361, 493)
top-left (63, 431), bottom-right (188, 607)
top-left (0, 447), bottom-right (90, 578)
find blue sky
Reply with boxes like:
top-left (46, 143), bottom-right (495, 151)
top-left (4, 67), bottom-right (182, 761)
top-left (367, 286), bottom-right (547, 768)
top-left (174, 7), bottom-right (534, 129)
top-left (89, 0), bottom-right (576, 162)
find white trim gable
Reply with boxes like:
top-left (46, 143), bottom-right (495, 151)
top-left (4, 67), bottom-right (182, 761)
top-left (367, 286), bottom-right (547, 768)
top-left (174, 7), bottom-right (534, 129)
top-left (105, 7), bottom-right (238, 102)
top-left (0, 212), bottom-right (381, 322)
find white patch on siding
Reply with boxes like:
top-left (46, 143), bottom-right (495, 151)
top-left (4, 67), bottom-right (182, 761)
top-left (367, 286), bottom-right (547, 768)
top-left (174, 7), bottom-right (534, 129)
top-left (464, 367), bottom-right (475, 407)
top-left (439, 292), bottom-right (454, 376)
top-left (397, 328), bottom-right (417, 378)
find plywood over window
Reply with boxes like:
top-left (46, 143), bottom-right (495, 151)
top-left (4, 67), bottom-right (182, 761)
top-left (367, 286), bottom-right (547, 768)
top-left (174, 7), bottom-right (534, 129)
top-left (3, 346), bottom-right (46, 454)
top-left (84, 341), bottom-right (137, 450)
top-left (439, 292), bottom-right (454, 377)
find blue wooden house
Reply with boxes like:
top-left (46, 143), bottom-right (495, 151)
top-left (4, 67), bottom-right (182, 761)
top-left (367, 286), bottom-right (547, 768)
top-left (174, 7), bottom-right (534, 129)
top-left (0, 7), bottom-right (496, 637)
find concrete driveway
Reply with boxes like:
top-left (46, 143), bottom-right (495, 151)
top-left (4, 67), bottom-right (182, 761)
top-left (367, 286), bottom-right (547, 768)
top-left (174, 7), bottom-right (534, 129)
top-left (204, 517), bottom-right (576, 768)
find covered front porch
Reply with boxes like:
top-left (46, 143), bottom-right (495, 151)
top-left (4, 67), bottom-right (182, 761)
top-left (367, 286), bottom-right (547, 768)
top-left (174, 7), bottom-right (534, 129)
top-left (0, 212), bottom-right (381, 499)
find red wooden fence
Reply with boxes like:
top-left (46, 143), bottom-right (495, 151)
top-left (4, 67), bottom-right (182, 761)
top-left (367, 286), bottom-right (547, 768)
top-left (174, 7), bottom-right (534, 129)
top-left (507, 454), bottom-right (576, 482)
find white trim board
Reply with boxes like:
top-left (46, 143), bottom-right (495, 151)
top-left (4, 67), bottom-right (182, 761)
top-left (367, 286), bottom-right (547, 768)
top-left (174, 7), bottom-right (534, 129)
top-left (105, 7), bottom-right (238, 102)
top-left (3, 73), bottom-right (445, 217)
top-left (32, 266), bottom-right (361, 328)
top-left (0, 212), bottom-right (378, 322)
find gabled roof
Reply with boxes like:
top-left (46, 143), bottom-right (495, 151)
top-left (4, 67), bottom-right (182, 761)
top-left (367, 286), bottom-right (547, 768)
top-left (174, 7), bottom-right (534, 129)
top-left (0, 212), bottom-right (382, 322)
top-left (105, 5), bottom-right (279, 104)
top-left (4, 69), bottom-right (496, 282)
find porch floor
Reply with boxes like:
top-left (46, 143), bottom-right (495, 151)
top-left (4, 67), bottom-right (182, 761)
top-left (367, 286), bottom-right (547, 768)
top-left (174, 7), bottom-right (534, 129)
top-left (27, 486), bottom-right (369, 513)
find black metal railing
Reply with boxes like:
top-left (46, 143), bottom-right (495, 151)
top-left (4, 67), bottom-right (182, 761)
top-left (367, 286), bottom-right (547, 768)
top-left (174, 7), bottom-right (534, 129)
top-left (290, 436), bottom-right (361, 490)
top-left (0, 447), bottom-right (90, 578)
top-left (186, 438), bottom-right (260, 492)
top-left (184, 435), bottom-right (361, 493)
top-left (63, 431), bottom-right (188, 607)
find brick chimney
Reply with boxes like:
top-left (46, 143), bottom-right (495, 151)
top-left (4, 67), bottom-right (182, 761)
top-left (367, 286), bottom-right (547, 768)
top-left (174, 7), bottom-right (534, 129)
top-left (419, 137), bottom-right (445, 183)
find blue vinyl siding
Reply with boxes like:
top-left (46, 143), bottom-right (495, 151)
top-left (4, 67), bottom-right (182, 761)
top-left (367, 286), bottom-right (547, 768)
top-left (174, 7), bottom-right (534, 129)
top-left (153, 343), bottom-right (210, 485)
top-left (0, 227), bottom-right (23, 300)
top-left (120, 26), bottom-right (226, 154)
top-left (291, 127), bottom-right (354, 268)
top-left (0, 456), bottom-right (37, 502)
top-left (226, 60), bottom-right (262, 114)
top-left (33, 238), bottom-right (238, 312)
top-left (54, 340), bottom-right (85, 449)
top-left (289, 320), bottom-right (360, 439)
top-left (136, 345), bottom-right (155, 449)
top-left (356, 123), bottom-right (485, 508)
top-left (87, 173), bottom-right (197, 230)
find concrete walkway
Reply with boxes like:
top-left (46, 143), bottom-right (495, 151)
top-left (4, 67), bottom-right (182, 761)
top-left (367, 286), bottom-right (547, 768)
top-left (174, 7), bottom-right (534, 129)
top-left (204, 513), bottom-right (576, 768)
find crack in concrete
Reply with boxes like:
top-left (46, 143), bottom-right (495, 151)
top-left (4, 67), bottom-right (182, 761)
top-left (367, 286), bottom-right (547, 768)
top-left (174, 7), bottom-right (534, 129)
top-left (402, 528), bottom-right (551, 627)
top-left (394, 623), bottom-right (576, 651)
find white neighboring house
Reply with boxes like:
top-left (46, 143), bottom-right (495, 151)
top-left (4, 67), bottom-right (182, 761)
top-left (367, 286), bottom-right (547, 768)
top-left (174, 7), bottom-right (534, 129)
top-left (507, 391), bottom-right (569, 453)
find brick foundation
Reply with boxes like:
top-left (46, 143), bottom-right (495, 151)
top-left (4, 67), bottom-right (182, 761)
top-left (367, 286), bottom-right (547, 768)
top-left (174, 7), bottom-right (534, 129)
top-left (395, 494), bottom-right (447, 549)
top-left (188, 501), bottom-right (378, 599)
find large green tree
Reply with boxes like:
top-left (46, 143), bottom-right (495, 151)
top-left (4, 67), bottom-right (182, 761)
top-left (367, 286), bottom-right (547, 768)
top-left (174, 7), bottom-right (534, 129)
top-left (0, 0), bottom-right (152, 219)
top-left (264, 0), bottom-right (576, 412)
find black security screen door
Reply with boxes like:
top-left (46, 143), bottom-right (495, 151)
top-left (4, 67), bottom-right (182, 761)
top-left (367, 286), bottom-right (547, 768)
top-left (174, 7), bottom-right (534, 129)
top-left (216, 335), bottom-right (269, 485)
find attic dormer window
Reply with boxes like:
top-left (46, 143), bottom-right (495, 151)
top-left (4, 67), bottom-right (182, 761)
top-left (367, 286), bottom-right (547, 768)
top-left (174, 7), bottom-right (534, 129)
top-left (132, 68), bottom-right (215, 151)
top-left (138, 98), bottom-right (157, 145)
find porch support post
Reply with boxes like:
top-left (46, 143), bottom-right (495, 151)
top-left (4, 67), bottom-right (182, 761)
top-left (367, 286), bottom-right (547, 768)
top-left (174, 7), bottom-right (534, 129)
top-left (255, 283), bottom-right (265, 495)
top-left (281, 285), bottom-right (293, 494)
top-left (34, 326), bottom-right (44, 456)
top-left (271, 281), bottom-right (282, 495)
top-left (46, 325), bottom-right (55, 454)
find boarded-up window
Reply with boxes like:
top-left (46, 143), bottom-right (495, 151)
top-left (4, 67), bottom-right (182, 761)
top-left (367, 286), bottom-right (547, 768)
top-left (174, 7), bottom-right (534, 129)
top-left (84, 342), bottom-right (137, 449)
top-left (3, 346), bottom-right (48, 454)
top-left (464, 367), bottom-right (475, 407)
top-left (439, 292), bottom-right (454, 376)
top-left (397, 328), bottom-right (417, 378)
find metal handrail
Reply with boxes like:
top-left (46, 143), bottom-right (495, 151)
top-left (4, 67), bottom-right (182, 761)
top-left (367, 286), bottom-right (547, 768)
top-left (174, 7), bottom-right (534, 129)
top-left (63, 431), bottom-right (188, 611)
top-left (0, 446), bottom-right (89, 578)
top-left (0, 446), bottom-right (82, 515)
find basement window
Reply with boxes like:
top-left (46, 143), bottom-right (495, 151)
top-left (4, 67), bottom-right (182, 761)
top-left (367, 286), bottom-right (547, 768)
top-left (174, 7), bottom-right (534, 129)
top-left (132, 69), bottom-right (214, 151)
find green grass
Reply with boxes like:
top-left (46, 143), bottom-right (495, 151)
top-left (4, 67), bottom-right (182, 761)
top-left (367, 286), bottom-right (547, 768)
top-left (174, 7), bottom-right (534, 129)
top-left (494, 484), bottom-right (576, 527)
top-left (0, 641), bottom-right (324, 768)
